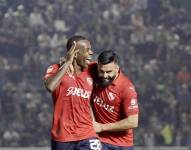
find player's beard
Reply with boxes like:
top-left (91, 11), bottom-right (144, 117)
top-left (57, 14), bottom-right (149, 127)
top-left (99, 75), bottom-right (116, 88)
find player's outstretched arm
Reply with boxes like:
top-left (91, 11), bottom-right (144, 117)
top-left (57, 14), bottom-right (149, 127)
top-left (44, 42), bottom-right (78, 92)
top-left (93, 114), bottom-right (138, 133)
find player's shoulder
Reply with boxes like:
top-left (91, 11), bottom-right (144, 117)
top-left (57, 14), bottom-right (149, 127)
top-left (46, 63), bottom-right (60, 73)
top-left (117, 71), bottom-right (136, 90)
top-left (44, 64), bottom-right (60, 80)
top-left (118, 71), bottom-right (132, 84)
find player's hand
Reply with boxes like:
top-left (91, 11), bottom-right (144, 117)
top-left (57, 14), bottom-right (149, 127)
top-left (67, 63), bottom-right (74, 75)
top-left (59, 55), bottom-right (74, 75)
top-left (65, 41), bottom-right (79, 63)
top-left (93, 121), bottom-right (103, 133)
top-left (59, 57), bottom-right (66, 66)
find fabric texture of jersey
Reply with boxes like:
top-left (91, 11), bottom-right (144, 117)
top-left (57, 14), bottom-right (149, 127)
top-left (91, 67), bottom-right (139, 147)
top-left (44, 64), bottom-right (97, 142)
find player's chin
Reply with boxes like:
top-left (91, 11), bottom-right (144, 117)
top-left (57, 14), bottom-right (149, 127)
top-left (99, 80), bottom-right (111, 87)
top-left (83, 62), bottom-right (89, 68)
top-left (85, 59), bottom-right (92, 66)
top-left (86, 58), bottom-right (92, 63)
top-left (102, 78), bottom-right (111, 84)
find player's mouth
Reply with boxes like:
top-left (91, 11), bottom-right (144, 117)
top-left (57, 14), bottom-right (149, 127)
top-left (85, 57), bottom-right (92, 64)
top-left (102, 78), bottom-right (109, 82)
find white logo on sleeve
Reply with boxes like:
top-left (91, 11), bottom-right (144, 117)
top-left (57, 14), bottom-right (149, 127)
top-left (128, 98), bottom-right (138, 110)
top-left (47, 66), bottom-right (54, 73)
top-left (108, 92), bottom-right (116, 101)
top-left (129, 86), bottom-right (135, 91)
top-left (130, 98), bottom-right (137, 105)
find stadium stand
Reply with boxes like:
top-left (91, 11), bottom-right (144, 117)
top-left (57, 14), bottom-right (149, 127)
top-left (0, 0), bottom-right (190, 147)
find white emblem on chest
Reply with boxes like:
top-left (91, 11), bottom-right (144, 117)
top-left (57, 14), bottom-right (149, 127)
top-left (107, 92), bottom-right (116, 101)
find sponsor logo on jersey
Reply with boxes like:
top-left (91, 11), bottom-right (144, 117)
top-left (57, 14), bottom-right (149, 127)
top-left (87, 77), bottom-right (93, 86)
top-left (93, 96), bottom-right (114, 113)
top-left (108, 92), bottom-right (116, 101)
top-left (66, 87), bottom-right (91, 99)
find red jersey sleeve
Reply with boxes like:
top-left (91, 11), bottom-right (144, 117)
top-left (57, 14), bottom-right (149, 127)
top-left (121, 84), bottom-right (139, 116)
top-left (44, 64), bottom-right (60, 80)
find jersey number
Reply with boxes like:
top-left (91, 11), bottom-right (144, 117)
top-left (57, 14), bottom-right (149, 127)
top-left (89, 139), bottom-right (101, 150)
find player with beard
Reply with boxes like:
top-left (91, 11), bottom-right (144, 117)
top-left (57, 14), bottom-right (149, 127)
top-left (91, 50), bottom-right (139, 150)
top-left (43, 35), bottom-right (101, 150)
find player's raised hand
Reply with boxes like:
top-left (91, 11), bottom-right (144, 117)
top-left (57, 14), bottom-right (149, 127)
top-left (59, 57), bottom-right (66, 66)
top-left (65, 41), bottom-right (79, 63)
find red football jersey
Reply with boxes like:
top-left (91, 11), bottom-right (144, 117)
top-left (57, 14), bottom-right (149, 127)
top-left (92, 70), bottom-right (139, 147)
top-left (44, 64), bottom-right (97, 142)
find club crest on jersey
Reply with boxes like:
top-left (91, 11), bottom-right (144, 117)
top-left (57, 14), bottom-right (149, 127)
top-left (68, 74), bottom-right (75, 79)
top-left (107, 92), bottom-right (116, 101)
top-left (87, 77), bottom-right (93, 86)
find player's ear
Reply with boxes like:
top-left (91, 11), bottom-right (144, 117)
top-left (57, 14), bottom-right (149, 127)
top-left (74, 50), bottom-right (79, 58)
top-left (116, 65), bottom-right (119, 72)
top-left (72, 47), bottom-right (79, 59)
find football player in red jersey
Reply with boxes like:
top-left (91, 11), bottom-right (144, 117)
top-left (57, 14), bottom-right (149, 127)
top-left (91, 50), bottom-right (139, 150)
top-left (43, 35), bottom-right (101, 150)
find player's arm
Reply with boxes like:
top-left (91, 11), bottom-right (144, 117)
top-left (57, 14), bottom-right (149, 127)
top-left (44, 62), bottom-right (72, 92)
top-left (44, 42), bottom-right (78, 92)
top-left (94, 114), bottom-right (138, 133)
top-left (90, 103), bottom-right (96, 122)
top-left (90, 92), bottom-right (96, 122)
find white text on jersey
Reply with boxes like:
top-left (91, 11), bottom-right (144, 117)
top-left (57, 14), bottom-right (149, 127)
top-left (93, 96), bottom-right (114, 113)
top-left (66, 87), bottom-right (91, 99)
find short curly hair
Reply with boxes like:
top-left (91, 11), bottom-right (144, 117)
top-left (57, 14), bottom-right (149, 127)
top-left (66, 35), bottom-right (87, 51)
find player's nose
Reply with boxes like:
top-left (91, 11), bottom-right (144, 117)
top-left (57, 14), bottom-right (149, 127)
top-left (88, 49), bottom-right (93, 55)
top-left (103, 72), bottom-right (108, 78)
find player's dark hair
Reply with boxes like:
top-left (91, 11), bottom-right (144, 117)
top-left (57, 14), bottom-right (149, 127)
top-left (66, 35), bottom-right (87, 51)
top-left (98, 50), bottom-right (118, 65)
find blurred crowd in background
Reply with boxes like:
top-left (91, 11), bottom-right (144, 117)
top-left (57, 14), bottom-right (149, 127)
top-left (0, 0), bottom-right (191, 147)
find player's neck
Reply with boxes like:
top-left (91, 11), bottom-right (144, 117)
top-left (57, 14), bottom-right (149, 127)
top-left (72, 61), bottom-right (83, 74)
